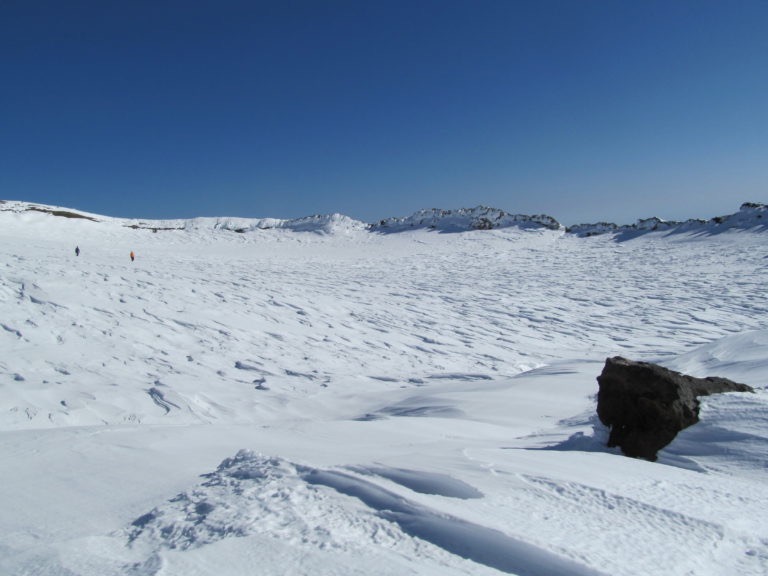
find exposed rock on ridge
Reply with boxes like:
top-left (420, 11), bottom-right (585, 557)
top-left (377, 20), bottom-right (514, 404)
top-left (371, 206), bottom-right (563, 232)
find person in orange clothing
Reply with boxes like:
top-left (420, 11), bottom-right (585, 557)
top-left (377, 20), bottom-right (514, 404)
top-left (130, 251), bottom-right (135, 262)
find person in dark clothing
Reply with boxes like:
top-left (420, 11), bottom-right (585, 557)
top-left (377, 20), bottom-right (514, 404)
top-left (75, 246), bottom-right (80, 256)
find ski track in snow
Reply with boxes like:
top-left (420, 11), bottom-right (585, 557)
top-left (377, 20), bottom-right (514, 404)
top-left (1, 208), bottom-right (767, 575)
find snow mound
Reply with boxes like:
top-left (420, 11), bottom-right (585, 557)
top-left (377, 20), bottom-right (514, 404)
top-left (125, 451), bottom-right (393, 552)
top-left (126, 450), bottom-right (605, 576)
top-left (664, 329), bottom-right (768, 388)
top-left (122, 451), bottom-right (484, 574)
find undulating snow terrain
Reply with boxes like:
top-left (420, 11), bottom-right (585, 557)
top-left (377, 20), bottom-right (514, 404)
top-left (1, 200), bottom-right (767, 576)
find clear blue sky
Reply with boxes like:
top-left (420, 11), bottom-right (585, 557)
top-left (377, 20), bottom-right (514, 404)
top-left (2, 0), bottom-right (766, 225)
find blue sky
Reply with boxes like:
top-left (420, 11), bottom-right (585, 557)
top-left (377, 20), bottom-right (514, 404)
top-left (2, 0), bottom-right (766, 225)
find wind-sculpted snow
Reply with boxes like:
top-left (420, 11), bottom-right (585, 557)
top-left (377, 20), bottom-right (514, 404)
top-left (1, 202), bottom-right (768, 576)
top-left (2, 206), bottom-right (767, 429)
top-left (303, 469), bottom-right (607, 576)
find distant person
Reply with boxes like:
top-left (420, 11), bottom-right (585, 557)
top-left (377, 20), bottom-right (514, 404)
top-left (75, 246), bottom-right (80, 257)
top-left (130, 251), bottom-right (135, 262)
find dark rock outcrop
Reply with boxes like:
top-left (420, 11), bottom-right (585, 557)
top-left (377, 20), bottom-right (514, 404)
top-left (596, 356), bottom-right (753, 460)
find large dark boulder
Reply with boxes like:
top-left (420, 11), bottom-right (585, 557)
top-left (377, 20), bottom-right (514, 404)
top-left (596, 356), bottom-right (753, 460)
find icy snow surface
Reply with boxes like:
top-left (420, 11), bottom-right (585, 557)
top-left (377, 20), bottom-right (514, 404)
top-left (1, 201), bottom-right (767, 575)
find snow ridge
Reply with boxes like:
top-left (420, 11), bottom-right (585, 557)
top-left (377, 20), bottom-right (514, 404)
top-left (371, 206), bottom-right (563, 232)
top-left (567, 202), bottom-right (768, 237)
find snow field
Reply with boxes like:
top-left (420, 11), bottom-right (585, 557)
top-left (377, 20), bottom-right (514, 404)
top-left (1, 206), bottom-right (767, 575)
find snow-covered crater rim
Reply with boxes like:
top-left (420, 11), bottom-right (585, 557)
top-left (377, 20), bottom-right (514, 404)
top-left (3, 199), bottom-right (766, 236)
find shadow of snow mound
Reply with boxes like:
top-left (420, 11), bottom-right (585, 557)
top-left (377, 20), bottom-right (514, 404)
top-left (349, 466), bottom-right (483, 499)
top-left (304, 469), bottom-right (606, 576)
top-left (381, 404), bottom-right (462, 418)
top-left (358, 395), bottom-right (464, 420)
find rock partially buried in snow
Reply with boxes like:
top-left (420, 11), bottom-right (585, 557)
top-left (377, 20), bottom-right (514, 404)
top-left (596, 356), bottom-right (754, 461)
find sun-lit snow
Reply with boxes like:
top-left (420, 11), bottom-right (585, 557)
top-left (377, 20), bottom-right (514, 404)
top-left (1, 201), bottom-right (766, 575)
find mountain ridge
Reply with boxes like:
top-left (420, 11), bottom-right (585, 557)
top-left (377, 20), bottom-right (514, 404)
top-left (1, 199), bottom-right (765, 236)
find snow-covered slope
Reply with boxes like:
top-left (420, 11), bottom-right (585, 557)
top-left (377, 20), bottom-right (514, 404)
top-left (1, 200), bottom-right (767, 576)
top-left (0, 200), bottom-right (370, 236)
